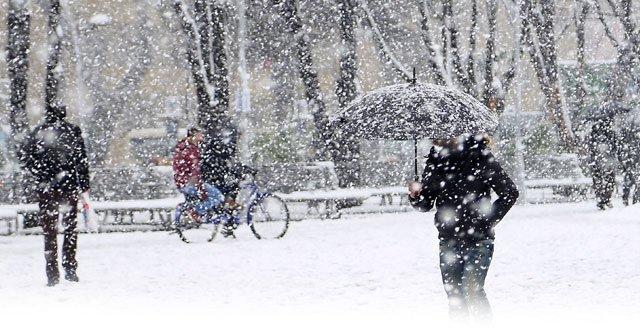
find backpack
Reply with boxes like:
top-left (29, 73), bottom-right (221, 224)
top-left (23, 122), bottom-right (82, 190)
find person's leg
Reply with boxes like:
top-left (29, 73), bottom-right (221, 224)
top-left (176, 185), bottom-right (200, 222)
top-left (591, 167), bottom-right (604, 208)
top-left (439, 239), bottom-right (469, 319)
top-left (628, 170), bottom-right (639, 204)
top-left (622, 170), bottom-right (632, 206)
top-left (461, 239), bottom-right (495, 321)
top-left (604, 171), bottom-right (616, 206)
top-left (194, 183), bottom-right (223, 216)
top-left (61, 192), bottom-right (80, 281)
top-left (39, 189), bottom-right (60, 286)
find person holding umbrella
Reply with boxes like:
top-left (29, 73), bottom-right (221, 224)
top-left (333, 80), bottom-right (513, 319)
top-left (408, 133), bottom-right (519, 321)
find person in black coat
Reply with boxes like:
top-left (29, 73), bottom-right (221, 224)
top-left (200, 125), bottom-right (253, 237)
top-left (588, 115), bottom-right (618, 210)
top-left (408, 134), bottom-right (519, 320)
top-left (21, 105), bottom-right (90, 286)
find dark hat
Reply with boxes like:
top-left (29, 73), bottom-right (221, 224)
top-left (187, 127), bottom-right (201, 137)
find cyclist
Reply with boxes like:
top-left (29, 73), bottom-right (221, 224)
top-left (172, 127), bottom-right (224, 222)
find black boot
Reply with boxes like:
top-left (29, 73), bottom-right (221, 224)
top-left (65, 269), bottom-right (79, 282)
top-left (47, 276), bottom-right (59, 287)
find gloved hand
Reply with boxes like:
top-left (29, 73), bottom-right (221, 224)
top-left (198, 183), bottom-right (208, 200)
top-left (408, 181), bottom-right (423, 199)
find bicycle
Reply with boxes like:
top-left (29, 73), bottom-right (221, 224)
top-left (172, 175), bottom-right (290, 243)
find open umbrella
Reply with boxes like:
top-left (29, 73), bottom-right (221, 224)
top-left (584, 100), bottom-right (631, 122)
top-left (332, 82), bottom-right (498, 179)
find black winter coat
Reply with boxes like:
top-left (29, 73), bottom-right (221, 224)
top-left (200, 137), bottom-right (241, 190)
top-left (410, 136), bottom-right (519, 242)
top-left (22, 119), bottom-right (90, 193)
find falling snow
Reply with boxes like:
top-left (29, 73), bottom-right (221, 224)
top-left (0, 0), bottom-right (639, 334)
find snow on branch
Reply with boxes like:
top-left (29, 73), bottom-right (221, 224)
top-left (359, 0), bottom-right (412, 83)
top-left (174, 0), bottom-right (215, 100)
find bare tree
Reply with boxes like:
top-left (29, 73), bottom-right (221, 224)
top-left (360, 0), bottom-right (412, 83)
top-left (521, 0), bottom-right (576, 150)
top-left (574, 0), bottom-right (589, 114)
top-left (174, 0), bottom-right (230, 135)
top-left (44, 0), bottom-right (64, 113)
top-left (7, 0), bottom-right (31, 149)
top-left (275, 0), bottom-right (332, 160)
top-left (334, 0), bottom-right (361, 187)
top-left (593, 0), bottom-right (640, 92)
top-left (414, 0), bottom-right (515, 111)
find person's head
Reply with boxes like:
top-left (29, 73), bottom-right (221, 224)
top-left (467, 133), bottom-right (492, 148)
top-left (432, 133), bottom-right (491, 151)
top-left (606, 81), bottom-right (625, 102)
top-left (187, 127), bottom-right (203, 145)
top-left (432, 136), bottom-right (461, 149)
top-left (45, 105), bottom-right (67, 123)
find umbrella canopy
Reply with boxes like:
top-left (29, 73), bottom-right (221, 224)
top-left (585, 100), bottom-right (632, 122)
top-left (331, 82), bottom-right (498, 180)
top-left (331, 82), bottom-right (498, 140)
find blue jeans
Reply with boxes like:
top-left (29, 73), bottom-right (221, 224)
top-left (178, 183), bottom-right (224, 217)
top-left (439, 238), bottom-right (494, 320)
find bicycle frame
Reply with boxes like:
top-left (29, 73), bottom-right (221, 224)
top-left (175, 179), bottom-right (271, 227)
top-left (173, 175), bottom-right (289, 242)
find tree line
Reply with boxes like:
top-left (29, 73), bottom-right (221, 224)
top-left (6, 0), bottom-right (639, 189)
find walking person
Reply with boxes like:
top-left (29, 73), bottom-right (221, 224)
top-left (588, 114), bottom-right (618, 210)
top-left (21, 105), bottom-right (90, 286)
top-left (408, 134), bottom-right (519, 321)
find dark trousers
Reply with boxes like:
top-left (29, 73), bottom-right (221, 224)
top-left (39, 189), bottom-right (79, 282)
top-left (592, 167), bottom-right (615, 207)
top-left (621, 170), bottom-right (638, 205)
top-left (439, 238), bottom-right (494, 320)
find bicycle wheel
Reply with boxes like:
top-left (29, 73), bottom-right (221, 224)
top-left (175, 209), bottom-right (219, 243)
top-left (247, 194), bottom-right (289, 239)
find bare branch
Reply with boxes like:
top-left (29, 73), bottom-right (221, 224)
top-left (467, 0), bottom-right (479, 97)
top-left (483, 0), bottom-right (498, 102)
top-left (574, 0), bottom-right (589, 113)
top-left (443, 1), bottom-right (472, 93)
top-left (359, 0), bottom-right (412, 82)
top-left (416, 0), bottom-right (447, 85)
top-left (593, 0), bottom-right (621, 50)
top-left (554, 4), bottom-right (576, 44)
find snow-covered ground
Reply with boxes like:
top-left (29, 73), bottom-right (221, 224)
top-left (1, 200), bottom-right (639, 335)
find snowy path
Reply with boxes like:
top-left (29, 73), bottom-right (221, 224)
top-left (1, 201), bottom-right (639, 335)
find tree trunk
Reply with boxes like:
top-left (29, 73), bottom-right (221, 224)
top-left (210, 2), bottom-right (230, 124)
top-left (277, 0), bottom-right (331, 160)
top-left (574, 1), bottom-right (589, 114)
top-left (443, 1), bottom-right (472, 94)
top-left (416, 0), bottom-right (446, 85)
top-left (523, 0), bottom-right (576, 151)
top-left (44, 0), bottom-right (64, 113)
top-left (334, 0), bottom-right (360, 188)
top-left (175, 0), bottom-right (230, 137)
top-left (194, 0), bottom-right (214, 85)
top-left (467, 0), bottom-right (478, 97)
top-left (482, 0), bottom-right (497, 106)
top-left (174, 0), bottom-right (214, 127)
top-left (7, 0), bottom-right (31, 146)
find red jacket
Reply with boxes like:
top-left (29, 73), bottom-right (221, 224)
top-left (173, 139), bottom-right (200, 189)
